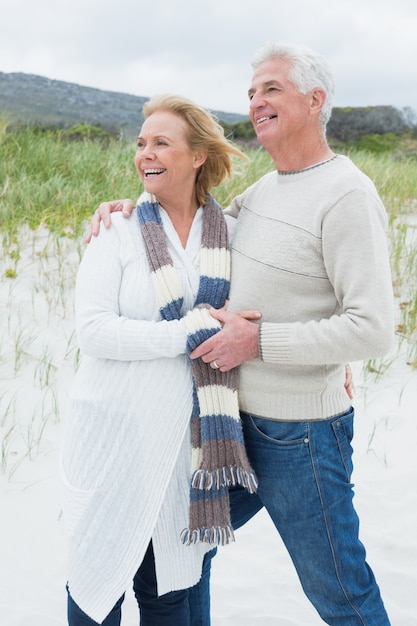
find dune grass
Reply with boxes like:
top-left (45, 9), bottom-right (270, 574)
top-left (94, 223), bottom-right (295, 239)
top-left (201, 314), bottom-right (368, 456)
top-left (2, 121), bottom-right (415, 232)
top-left (0, 122), bottom-right (417, 474)
top-left (0, 122), bottom-right (141, 237)
top-left (345, 149), bottom-right (417, 213)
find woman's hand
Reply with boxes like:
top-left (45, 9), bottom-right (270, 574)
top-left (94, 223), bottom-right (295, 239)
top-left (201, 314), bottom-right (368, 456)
top-left (214, 301), bottom-right (261, 325)
top-left (86, 199), bottom-right (136, 243)
top-left (344, 364), bottom-right (354, 399)
top-left (236, 309), bottom-right (262, 321)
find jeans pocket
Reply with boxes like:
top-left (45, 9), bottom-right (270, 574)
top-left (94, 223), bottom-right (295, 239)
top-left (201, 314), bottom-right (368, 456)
top-left (247, 414), bottom-right (309, 446)
top-left (331, 407), bottom-right (354, 482)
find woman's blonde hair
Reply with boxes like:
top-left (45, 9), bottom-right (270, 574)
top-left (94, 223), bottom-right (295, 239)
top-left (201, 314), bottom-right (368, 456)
top-left (142, 94), bottom-right (248, 207)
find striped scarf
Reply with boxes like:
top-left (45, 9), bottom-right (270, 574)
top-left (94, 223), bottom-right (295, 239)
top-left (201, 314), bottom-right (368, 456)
top-left (137, 192), bottom-right (257, 546)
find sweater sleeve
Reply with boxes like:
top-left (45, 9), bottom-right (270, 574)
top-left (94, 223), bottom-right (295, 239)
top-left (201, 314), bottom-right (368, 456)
top-left (259, 187), bottom-right (395, 365)
top-left (75, 220), bottom-right (187, 361)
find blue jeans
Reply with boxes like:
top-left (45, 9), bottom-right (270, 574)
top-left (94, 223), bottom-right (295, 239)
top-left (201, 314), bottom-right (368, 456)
top-left (191, 407), bottom-right (391, 626)
top-left (67, 542), bottom-right (214, 625)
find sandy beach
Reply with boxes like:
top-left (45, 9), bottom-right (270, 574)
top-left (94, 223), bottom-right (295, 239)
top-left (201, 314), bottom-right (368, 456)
top-left (1, 225), bottom-right (416, 625)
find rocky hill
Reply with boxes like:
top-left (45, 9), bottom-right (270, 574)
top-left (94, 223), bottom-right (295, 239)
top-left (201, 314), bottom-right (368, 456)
top-left (0, 71), bottom-right (247, 140)
top-left (327, 105), bottom-right (412, 141)
top-left (1, 71), bottom-right (415, 144)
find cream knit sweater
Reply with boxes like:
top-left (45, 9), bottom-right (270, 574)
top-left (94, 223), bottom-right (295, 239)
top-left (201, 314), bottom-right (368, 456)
top-left (61, 208), bottom-right (236, 622)
top-left (226, 154), bottom-right (395, 420)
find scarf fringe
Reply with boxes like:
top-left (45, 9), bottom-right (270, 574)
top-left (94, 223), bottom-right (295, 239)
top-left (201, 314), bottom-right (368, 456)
top-left (191, 466), bottom-right (258, 494)
top-left (180, 524), bottom-right (235, 546)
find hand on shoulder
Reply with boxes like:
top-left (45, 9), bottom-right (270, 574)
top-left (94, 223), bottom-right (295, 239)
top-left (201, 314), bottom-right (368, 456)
top-left (86, 199), bottom-right (136, 243)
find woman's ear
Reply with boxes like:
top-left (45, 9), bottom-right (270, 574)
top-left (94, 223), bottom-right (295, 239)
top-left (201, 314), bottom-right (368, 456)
top-left (193, 150), bottom-right (208, 169)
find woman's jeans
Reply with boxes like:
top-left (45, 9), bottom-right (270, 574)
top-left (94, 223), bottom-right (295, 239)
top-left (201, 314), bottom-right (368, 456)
top-left (67, 542), bottom-right (214, 626)
top-left (191, 407), bottom-right (391, 626)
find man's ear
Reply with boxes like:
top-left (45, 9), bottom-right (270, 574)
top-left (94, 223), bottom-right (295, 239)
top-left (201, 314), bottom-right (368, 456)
top-left (310, 87), bottom-right (327, 117)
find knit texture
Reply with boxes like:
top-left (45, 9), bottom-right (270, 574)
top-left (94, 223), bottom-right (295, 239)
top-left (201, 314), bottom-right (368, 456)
top-left (62, 208), bottom-right (215, 623)
top-left (226, 154), bottom-right (394, 420)
top-left (137, 192), bottom-right (257, 545)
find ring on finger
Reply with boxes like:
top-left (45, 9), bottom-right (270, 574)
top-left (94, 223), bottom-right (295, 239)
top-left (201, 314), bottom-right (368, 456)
top-left (213, 360), bottom-right (219, 369)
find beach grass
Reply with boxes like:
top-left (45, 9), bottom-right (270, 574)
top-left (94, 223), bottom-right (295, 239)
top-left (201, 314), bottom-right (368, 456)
top-left (0, 122), bottom-right (140, 237)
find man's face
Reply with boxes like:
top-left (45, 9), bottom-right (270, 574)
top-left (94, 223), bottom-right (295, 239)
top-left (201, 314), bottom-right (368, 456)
top-left (248, 57), bottom-right (312, 150)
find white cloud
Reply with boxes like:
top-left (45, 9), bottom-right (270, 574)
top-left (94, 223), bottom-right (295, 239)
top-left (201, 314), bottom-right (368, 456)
top-left (1, 0), bottom-right (416, 115)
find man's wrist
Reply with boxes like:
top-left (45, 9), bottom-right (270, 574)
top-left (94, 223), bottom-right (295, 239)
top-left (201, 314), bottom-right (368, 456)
top-left (257, 323), bottom-right (263, 361)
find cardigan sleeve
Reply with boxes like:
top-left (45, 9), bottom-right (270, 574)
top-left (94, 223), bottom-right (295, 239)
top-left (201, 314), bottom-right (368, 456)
top-left (75, 219), bottom-right (187, 361)
top-left (259, 187), bottom-right (395, 365)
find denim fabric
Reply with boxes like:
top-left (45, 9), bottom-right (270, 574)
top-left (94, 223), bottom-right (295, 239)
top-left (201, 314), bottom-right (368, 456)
top-left (67, 542), bottom-right (214, 625)
top-left (188, 549), bottom-right (216, 626)
top-left (224, 408), bottom-right (391, 626)
top-left (67, 588), bottom-right (124, 626)
top-left (132, 542), bottom-right (190, 625)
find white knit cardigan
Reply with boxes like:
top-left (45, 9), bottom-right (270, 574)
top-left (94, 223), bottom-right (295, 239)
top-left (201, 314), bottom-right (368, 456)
top-left (61, 207), bottom-right (236, 623)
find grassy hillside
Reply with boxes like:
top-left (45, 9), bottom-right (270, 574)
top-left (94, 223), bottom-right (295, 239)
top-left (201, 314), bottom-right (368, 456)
top-left (0, 122), bottom-right (275, 236)
top-left (1, 121), bottom-right (417, 233)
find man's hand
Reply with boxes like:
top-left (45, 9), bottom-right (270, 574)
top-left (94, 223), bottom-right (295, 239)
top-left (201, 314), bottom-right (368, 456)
top-left (86, 199), bottom-right (136, 243)
top-left (190, 308), bottom-right (261, 371)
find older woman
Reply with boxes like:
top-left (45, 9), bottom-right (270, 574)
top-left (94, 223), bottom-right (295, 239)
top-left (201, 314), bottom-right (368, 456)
top-left (61, 95), bottom-right (257, 626)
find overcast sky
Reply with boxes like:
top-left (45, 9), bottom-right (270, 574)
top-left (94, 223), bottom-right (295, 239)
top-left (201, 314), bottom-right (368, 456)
top-left (1, 0), bottom-right (416, 117)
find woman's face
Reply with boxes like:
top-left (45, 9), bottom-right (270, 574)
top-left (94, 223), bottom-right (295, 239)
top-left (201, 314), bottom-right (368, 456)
top-left (135, 110), bottom-right (204, 204)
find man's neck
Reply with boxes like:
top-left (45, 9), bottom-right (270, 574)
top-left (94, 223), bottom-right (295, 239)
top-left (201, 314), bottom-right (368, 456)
top-left (265, 137), bottom-right (334, 174)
